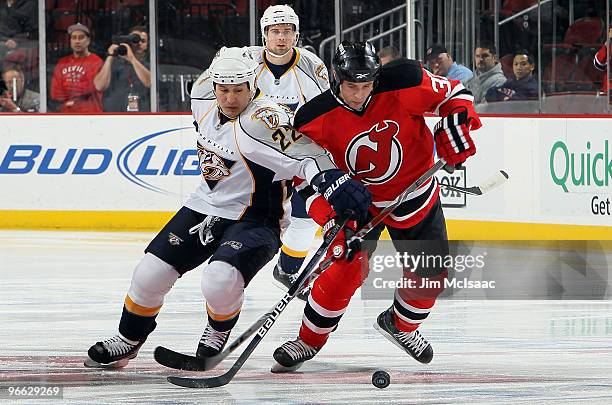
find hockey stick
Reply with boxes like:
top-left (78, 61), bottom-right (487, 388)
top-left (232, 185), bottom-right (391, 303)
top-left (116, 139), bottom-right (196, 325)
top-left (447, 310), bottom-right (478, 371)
top-left (164, 216), bottom-right (349, 387)
top-left (165, 159), bottom-right (447, 388)
top-left (439, 170), bottom-right (509, 196)
top-left (155, 293), bottom-right (302, 371)
top-left (315, 158), bottom-right (448, 273)
top-left (155, 217), bottom-right (350, 372)
top-left (274, 166), bottom-right (511, 299)
top-left (316, 164), bottom-right (509, 272)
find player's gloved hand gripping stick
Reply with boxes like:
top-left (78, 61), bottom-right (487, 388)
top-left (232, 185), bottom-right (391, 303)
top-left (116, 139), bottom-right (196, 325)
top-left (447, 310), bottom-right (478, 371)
top-left (157, 160), bottom-right (509, 387)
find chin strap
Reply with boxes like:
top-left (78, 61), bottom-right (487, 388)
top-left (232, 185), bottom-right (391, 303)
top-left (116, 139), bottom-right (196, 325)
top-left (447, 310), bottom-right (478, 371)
top-left (264, 47), bottom-right (294, 59)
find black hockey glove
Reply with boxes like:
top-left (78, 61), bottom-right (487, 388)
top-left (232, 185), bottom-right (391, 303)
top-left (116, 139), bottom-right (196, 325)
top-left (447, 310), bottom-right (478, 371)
top-left (311, 169), bottom-right (371, 222)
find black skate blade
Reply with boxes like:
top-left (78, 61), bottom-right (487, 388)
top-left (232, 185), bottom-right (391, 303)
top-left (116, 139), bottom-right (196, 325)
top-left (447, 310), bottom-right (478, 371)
top-left (83, 357), bottom-right (130, 369)
top-left (154, 346), bottom-right (220, 371)
top-left (270, 361), bottom-right (303, 373)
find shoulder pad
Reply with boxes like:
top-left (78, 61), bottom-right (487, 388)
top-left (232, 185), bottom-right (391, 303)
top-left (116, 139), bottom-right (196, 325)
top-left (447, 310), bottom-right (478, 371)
top-left (293, 90), bottom-right (336, 130)
top-left (242, 98), bottom-right (292, 134)
top-left (247, 46), bottom-right (265, 64)
top-left (297, 47), bottom-right (325, 66)
top-left (375, 58), bottom-right (424, 94)
top-left (190, 70), bottom-right (215, 99)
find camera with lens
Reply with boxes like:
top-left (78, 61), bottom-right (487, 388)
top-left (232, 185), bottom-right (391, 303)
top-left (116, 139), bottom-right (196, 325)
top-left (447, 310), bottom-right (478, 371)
top-left (111, 33), bottom-right (142, 56)
top-left (0, 79), bottom-right (8, 96)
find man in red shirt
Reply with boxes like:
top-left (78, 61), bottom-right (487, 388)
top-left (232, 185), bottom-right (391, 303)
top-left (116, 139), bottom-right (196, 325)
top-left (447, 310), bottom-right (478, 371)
top-left (51, 23), bottom-right (103, 113)
top-left (272, 41), bottom-right (481, 372)
top-left (594, 27), bottom-right (612, 93)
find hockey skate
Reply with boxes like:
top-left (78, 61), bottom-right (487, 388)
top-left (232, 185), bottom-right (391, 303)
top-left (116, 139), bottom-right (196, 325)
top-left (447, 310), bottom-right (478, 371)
top-left (272, 263), bottom-right (310, 301)
top-left (196, 324), bottom-right (231, 358)
top-left (85, 334), bottom-right (144, 368)
top-left (374, 307), bottom-right (433, 364)
top-left (271, 338), bottom-right (320, 373)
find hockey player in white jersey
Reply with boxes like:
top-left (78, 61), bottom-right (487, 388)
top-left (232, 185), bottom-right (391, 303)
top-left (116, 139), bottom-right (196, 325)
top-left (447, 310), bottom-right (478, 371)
top-left (251, 4), bottom-right (330, 297)
top-left (84, 47), bottom-right (371, 368)
top-left (252, 4), bottom-right (329, 111)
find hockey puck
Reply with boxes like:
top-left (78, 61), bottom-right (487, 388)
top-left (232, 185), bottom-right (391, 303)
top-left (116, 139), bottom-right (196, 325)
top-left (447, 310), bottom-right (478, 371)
top-left (372, 370), bottom-right (390, 389)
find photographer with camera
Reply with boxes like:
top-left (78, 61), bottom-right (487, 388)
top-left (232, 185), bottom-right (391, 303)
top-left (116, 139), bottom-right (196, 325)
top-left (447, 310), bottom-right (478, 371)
top-left (94, 26), bottom-right (150, 112)
top-left (0, 66), bottom-right (39, 112)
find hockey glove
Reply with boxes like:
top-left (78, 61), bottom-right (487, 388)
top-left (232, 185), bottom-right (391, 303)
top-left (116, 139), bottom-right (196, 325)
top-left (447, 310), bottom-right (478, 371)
top-left (433, 107), bottom-right (476, 167)
top-left (311, 169), bottom-right (371, 222)
top-left (322, 216), bottom-right (361, 262)
top-left (189, 215), bottom-right (226, 246)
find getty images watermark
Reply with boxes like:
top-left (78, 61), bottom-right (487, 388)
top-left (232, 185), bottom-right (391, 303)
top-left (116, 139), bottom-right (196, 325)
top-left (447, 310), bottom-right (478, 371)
top-left (369, 251), bottom-right (497, 290)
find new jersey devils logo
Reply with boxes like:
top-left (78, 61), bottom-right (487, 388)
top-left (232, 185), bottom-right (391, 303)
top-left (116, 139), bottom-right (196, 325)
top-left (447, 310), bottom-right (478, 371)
top-left (345, 120), bottom-right (403, 184)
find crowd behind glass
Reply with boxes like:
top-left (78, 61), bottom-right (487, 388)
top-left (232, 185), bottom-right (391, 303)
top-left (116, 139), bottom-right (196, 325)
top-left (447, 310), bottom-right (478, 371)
top-left (0, 0), bottom-right (609, 114)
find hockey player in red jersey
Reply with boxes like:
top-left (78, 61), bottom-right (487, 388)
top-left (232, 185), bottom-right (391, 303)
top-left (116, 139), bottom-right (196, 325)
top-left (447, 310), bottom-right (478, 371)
top-left (272, 40), bottom-right (481, 371)
top-left (593, 27), bottom-right (612, 93)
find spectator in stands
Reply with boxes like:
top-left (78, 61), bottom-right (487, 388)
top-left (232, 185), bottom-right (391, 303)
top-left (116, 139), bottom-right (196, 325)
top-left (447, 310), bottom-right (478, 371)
top-left (424, 43), bottom-right (473, 84)
top-left (378, 46), bottom-right (400, 66)
top-left (0, 65), bottom-right (38, 112)
top-left (485, 50), bottom-right (538, 102)
top-left (51, 23), bottom-right (103, 113)
top-left (593, 27), bottom-right (612, 93)
top-left (466, 42), bottom-right (507, 104)
top-left (0, 0), bottom-right (37, 58)
top-left (94, 26), bottom-right (151, 112)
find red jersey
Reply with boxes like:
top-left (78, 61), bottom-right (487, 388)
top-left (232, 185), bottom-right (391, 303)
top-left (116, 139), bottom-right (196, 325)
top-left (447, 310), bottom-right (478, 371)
top-left (51, 53), bottom-right (104, 113)
top-left (294, 58), bottom-right (481, 229)
top-left (594, 43), bottom-right (611, 92)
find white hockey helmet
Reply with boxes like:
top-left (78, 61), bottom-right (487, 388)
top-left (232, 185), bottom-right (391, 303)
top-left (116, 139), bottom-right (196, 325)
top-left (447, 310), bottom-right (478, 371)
top-left (207, 47), bottom-right (259, 91)
top-left (260, 4), bottom-right (300, 38)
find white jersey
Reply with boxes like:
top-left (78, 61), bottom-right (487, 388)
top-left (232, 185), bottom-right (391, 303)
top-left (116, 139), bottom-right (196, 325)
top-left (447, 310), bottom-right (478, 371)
top-left (249, 46), bottom-right (329, 113)
top-left (185, 71), bottom-right (335, 224)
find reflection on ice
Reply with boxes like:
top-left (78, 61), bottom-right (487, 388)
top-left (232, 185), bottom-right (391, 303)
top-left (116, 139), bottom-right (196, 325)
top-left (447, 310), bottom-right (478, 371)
top-left (1, 231), bottom-right (611, 404)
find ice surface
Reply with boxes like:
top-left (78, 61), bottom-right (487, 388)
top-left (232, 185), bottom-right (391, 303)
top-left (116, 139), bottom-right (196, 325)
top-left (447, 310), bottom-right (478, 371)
top-left (1, 231), bottom-right (611, 404)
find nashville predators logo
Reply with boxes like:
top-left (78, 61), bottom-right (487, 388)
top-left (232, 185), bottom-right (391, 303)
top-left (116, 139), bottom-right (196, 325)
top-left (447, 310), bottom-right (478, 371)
top-left (345, 120), bottom-right (403, 185)
top-left (197, 145), bottom-right (235, 191)
top-left (315, 64), bottom-right (329, 84)
top-left (252, 107), bottom-right (281, 129)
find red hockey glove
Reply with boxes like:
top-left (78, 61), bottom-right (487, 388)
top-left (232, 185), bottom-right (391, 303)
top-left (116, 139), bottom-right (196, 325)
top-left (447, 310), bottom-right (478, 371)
top-left (322, 216), bottom-right (360, 262)
top-left (434, 107), bottom-right (477, 166)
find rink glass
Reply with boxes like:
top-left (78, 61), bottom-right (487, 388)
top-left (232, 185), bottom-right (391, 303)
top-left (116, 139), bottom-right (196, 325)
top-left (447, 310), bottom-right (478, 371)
top-left (1, 1), bottom-right (604, 113)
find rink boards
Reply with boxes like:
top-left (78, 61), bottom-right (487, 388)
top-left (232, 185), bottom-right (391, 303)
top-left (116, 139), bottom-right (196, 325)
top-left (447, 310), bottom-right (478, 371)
top-left (0, 114), bottom-right (610, 239)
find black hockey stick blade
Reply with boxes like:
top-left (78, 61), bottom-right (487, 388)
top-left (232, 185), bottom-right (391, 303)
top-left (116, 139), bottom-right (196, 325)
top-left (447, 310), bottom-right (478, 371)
top-left (155, 315), bottom-right (268, 371)
top-left (167, 374), bottom-right (228, 388)
top-left (154, 346), bottom-right (209, 371)
top-left (440, 169), bottom-right (509, 196)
